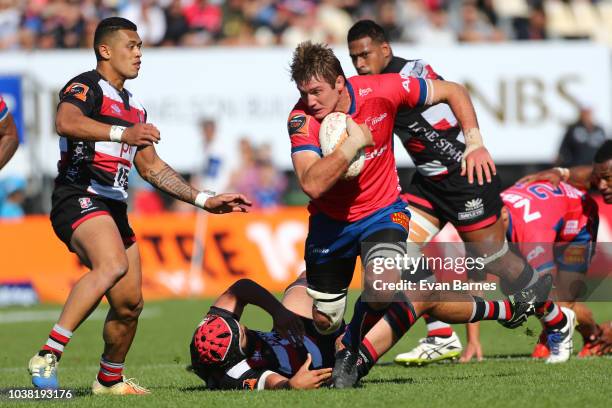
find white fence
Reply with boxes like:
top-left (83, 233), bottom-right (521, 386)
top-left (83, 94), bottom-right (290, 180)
top-left (0, 42), bottom-right (610, 177)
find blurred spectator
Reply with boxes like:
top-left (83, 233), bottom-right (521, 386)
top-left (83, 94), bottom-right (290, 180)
top-left (195, 118), bottom-right (231, 193)
top-left (410, 5), bottom-right (457, 45)
top-left (514, 5), bottom-right (547, 40)
top-left (376, 0), bottom-right (404, 42)
top-left (456, 0), bottom-right (505, 42)
top-left (121, 0), bottom-right (166, 46)
top-left (251, 143), bottom-right (287, 209)
top-left (229, 139), bottom-right (286, 209)
top-left (556, 105), bottom-right (608, 167)
top-left (0, 176), bottom-right (26, 219)
top-left (280, 1), bottom-right (326, 47)
top-left (0, 0), bottom-right (609, 49)
top-left (318, 0), bottom-right (353, 45)
top-left (0, 0), bottom-right (21, 49)
top-left (161, 0), bottom-right (189, 46)
top-left (229, 137), bottom-right (257, 194)
top-left (182, 0), bottom-right (222, 45)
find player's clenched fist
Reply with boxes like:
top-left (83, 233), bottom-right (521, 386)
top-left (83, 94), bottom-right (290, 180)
top-left (122, 123), bottom-right (161, 146)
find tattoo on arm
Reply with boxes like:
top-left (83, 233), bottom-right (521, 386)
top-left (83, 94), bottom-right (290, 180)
top-left (144, 163), bottom-right (198, 204)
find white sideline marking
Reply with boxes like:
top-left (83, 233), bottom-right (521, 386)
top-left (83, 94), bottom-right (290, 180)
top-left (0, 363), bottom-right (180, 373)
top-left (1, 355), bottom-right (610, 373)
top-left (0, 307), bottom-right (160, 324)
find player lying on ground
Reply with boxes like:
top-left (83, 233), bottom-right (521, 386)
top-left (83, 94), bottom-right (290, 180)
top-left (28, 17), bottom-right (251, 395)
top-left (346, 19), bottom-right (554, 364)
top-left (189, 274), bottom-right (340, 390)
top-left (190, 273), bottom-right (559, 390)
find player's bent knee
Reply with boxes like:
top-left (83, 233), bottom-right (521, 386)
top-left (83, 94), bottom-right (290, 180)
top-left (115, 297), bottom-right (144, 321)
top-left (306, 287), bottom-right (347, 335)
top-left (97, 257), bottom-right (129, 284)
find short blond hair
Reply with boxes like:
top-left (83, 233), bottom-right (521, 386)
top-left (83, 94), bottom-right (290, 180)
top-left (290, 41), bottom-right (345, 88)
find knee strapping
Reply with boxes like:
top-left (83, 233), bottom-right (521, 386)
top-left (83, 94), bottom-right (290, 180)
top-left (306, 287), bottom-right (347, 335)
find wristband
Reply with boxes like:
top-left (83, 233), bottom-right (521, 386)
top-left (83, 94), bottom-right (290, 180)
top-left (109, 125), bottom-right (126, 143)
top-left (554, 167), bottom-right (570, 182)
top-left (194, 190), bottom-right (216, 209)
top-left (464, 128), bottom-right (484, 149)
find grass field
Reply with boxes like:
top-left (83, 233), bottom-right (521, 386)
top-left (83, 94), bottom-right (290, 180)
top-left (1, 295), bottom-right (611, 407)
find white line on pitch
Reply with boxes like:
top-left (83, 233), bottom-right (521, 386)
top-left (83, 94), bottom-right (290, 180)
top-left (0, 307), bottom-right (160, 324)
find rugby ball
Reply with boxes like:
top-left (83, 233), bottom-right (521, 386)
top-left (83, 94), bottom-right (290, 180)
top-left (319, 112), bottom-right (365, 179)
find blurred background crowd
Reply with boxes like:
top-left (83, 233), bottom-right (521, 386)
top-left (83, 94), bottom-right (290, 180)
top-left (1, 0), bottom-right (612, 50)
top-left (0, 0), bottom-right (610, 218)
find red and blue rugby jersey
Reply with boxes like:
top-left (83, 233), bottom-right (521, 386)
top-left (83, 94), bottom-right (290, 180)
top-left (502, 181), bottom-right (598, 273)
top-left (288, 73), bottom-right (431, 222)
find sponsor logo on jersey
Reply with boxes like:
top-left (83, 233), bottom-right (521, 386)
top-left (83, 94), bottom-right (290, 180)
top-left (458, 198), bottom-right (484, 220)
top-left (526, 245), bottom-right (545, 263)
top-left (563, 245), bottom-right (587, 265)
top-left (111, 104), bottom-right (122, 115)
top-left (64, 83), bottom-right (89, 102)
top-left (288, 114), bottom-right (307, 136)
top-left (402, 80), bottom-right (411, 93)
top-left (563, 220), bottom-right (580, 235)
top-left (391, 212), bottom-right (410, 231)
top-left (78, 197), bottom-right (92, 209)
top-left (308, 245), bottom-right (330, 255)
top-left (366, 112), bottom-right (388, 129)
top-left (365, 145), bottom-right (387, 161)
top-left (359, 87), bottom-right (372, 97)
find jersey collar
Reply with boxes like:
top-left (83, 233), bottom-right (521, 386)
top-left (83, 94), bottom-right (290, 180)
top-left (346, 79), bottom-right (356, 116)
top-left (506, 212), bottom-right (513, 242)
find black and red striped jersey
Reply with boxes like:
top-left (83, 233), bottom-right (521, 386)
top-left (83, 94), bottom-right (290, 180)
top-left (0, 95), bottom-right (8, 122)
top-left (382, 57), bottom-right (465, 178)
top-left (56, 70), bottom-right (146, 201)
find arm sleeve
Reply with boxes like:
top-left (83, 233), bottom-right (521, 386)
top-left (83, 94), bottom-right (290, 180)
top-left (521, 241), bottom-right (556, 274)
top-left (58, 75), bottom-right (99, 116)
top-left (0, 96), bottom-right (8, 122)
top-left (217, 359), bottom-right (277, 391)
top-left (399, 59), bottom-right (443, 80)
top-left (381, 74), bottom-right (432, 110)
top-left (288, 110), bottom-right (321, 157)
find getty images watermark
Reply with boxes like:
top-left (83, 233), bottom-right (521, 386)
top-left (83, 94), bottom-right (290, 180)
top-left (370, 252), bottom-right (498, 292)
top-left (361, 241), bottom-right (612, 302)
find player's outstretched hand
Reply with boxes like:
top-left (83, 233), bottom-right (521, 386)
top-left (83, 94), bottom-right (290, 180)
top-left (122, 123), bottom-right (161, 146)
top-left (273, 306), bottom-right (305, 346)
top-left (459, 340), bottom-right (483, 363)
top-left (516, 169), bottom-right (562, 187)
top-left (288, 354), bottom-right (333, 390)
top-left (204, 193), bottom-right (252, 214)
top-left (461, 146), bottom-right (496, 185)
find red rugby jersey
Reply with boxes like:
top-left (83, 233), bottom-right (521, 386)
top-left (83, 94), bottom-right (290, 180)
top-left (288, 74), bottom-right (431, 221)
top-left (501, 181), bottom-right (598, 273)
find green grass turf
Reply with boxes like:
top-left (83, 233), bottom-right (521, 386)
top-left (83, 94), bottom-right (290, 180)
top-left (1, 295), bottom-right (611, 407)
